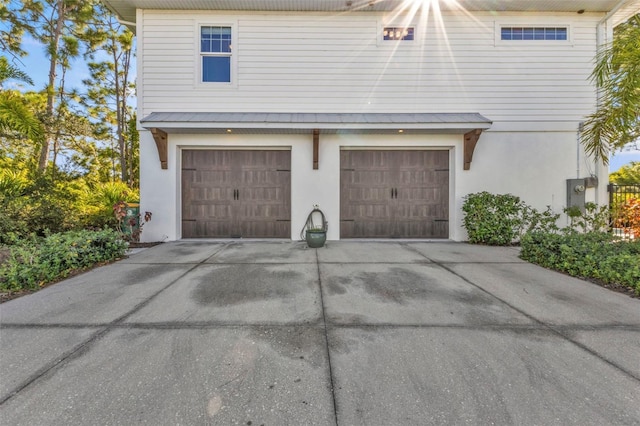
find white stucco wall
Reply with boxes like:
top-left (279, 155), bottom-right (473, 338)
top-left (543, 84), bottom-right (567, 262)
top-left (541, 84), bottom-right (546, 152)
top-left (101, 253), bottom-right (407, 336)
top-left (139, 129), bottom-right (603, 242)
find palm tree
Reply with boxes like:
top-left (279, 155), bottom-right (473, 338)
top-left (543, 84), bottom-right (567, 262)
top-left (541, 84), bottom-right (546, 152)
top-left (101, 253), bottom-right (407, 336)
top-left (0, 56), bottom-right (43, 140)
top-left (581, 14), bottom-right (640, 164)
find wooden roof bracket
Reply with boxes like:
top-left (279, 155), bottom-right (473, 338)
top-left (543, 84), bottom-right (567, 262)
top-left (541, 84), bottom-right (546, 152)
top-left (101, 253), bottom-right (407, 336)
top-left (150, 128), bottom-right (168, 169)
top-left (463, 129), bottom-right (483, 171)
top-left (313, 129), bottom-right (319, 170)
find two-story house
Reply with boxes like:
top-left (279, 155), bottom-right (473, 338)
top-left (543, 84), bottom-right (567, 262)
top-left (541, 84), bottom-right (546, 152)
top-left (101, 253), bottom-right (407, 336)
top-left (103, 0), bottom-right (639, 242)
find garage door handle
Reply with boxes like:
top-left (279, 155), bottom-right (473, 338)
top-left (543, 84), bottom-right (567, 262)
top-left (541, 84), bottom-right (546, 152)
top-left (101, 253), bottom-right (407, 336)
top-left (394, 188), bottom-right (398, 199)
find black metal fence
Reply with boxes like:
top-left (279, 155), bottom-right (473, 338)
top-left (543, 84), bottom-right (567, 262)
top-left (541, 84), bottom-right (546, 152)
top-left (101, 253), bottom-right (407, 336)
top-left (608, 184), bottom-right (640, 237)
top-left (608, 184), bottom-right (640, 207)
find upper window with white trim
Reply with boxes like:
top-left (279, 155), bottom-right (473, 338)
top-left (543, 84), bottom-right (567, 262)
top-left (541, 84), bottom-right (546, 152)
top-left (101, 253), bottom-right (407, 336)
top-left (500, 27), bottom-right (568, 41)
top-left (200, 26), bottom-right (232, 83)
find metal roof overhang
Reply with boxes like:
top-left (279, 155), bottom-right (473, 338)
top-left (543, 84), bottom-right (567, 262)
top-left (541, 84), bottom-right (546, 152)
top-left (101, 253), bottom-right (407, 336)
top-left (140, 111), bottom-right (492, 170)
top-left (140, 111), bottom-right (492, 132)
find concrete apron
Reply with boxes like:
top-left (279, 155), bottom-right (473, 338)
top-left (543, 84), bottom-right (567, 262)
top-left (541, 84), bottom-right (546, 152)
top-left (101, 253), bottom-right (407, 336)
top-left (1, 241), bottom-right (639, 425)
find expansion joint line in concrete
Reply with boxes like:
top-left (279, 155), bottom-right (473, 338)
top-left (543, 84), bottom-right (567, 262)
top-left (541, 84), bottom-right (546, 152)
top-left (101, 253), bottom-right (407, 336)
top-left (315, 249), bottom-right (340, 426)
top-left (399, 243), bottom-right (640, 384)
top-left (0, 242), bottom-right (235, 407)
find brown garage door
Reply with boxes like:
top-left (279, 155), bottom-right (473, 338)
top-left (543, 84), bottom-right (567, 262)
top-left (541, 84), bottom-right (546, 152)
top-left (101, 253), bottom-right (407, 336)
top-left (340, 150), bottom-right (449, 238)
top-left (182, 150), bottom-right (291, 238)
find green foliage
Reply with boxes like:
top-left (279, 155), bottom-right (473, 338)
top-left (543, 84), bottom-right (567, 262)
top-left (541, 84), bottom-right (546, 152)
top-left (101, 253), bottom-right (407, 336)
top-left (521, 232), bottom-right (640, 293)
top-left (0, 169), bottom-right (30, 244)
top-left (0, 56), bottom-right (32, 86)
top-left (581, 14), bottom-right (640, 163)
top-left (610, 161), bottom-right (640, 185)
top-left (564, 202), bottom-right (611, 233)
top-left (0, 228), bottom-right (127, 291)
top-left (0, 89), bottom-right (44, 140)
top-left (0, 3), bottom-right (26, 56)
top-left (462, 192), bottom-right (559, 245)
top-left (462, 192), bottom-right (523, 245)
top-left (83, 181), bottom-right (137, 228)
top-left (0, 163), bottom-right (139, 240)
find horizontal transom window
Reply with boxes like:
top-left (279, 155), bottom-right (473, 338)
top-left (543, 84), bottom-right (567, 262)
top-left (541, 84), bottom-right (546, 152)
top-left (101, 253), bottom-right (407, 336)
top-left (501, 27), bottom-right (567, 41)
top-left (383, 27), bottom-right (414, 41)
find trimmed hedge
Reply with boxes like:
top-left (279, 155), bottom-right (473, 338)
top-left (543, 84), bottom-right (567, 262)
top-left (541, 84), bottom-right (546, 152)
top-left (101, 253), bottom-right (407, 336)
top-left (0, 229), bottom-right (128, 292)
top-left (521, 232), bottom-right (640, 293)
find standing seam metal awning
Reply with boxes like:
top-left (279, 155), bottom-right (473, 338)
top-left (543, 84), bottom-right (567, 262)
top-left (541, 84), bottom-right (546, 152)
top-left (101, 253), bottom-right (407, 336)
top-left (139, 112), bottom-right (492, 170)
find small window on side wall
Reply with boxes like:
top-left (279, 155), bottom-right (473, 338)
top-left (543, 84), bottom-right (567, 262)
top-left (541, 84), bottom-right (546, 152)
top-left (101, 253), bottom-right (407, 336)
top-left (501, 26), bottom-right (568, 41)
top-left (383, 27), bottom-right (414, 41)
top-left (201, 26), bottom-right (232, 83)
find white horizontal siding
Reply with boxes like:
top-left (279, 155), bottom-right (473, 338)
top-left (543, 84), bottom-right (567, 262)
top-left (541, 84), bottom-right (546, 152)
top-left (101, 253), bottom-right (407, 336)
top-left (139, 10), bottom-right (599, 124)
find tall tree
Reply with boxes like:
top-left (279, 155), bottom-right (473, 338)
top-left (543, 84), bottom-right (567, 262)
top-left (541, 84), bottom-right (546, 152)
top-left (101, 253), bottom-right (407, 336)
top-left (82, 2), bottom-right (135, 184)
top-left (13, 0), bottom-right (95, 171)
top-left (581, 14), bottom-right (640, 164)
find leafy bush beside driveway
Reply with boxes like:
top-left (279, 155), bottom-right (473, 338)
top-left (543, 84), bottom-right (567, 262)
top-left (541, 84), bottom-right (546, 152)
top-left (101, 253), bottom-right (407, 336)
top-left (463, 192), bottom-right (640, 295)
top-left (521, 232), bottom-right (640, 293)
top-left (462, 191), bottom-right (559, 245)
top-left (0, 229), bottom-right (127, 292)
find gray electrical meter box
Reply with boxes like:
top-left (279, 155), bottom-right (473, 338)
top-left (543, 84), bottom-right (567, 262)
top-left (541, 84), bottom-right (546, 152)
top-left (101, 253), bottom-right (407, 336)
top-left (566, 179), bottom-right (586, 213)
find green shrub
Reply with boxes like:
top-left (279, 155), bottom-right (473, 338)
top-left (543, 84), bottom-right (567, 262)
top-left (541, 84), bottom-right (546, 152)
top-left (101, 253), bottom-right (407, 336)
top-left (0, 229), bottom-right (128, 292)
top-left (83, 181), bottom-right (138, 229)
top-left (564, 202), bottom-right (611, 233)
top-left (462, 192), bottom-right (559, 245)
top-left (0, 194), bottom-right (29, 245)
top-left (0, 170), bottom-right (139, 240)
top-left (521, 232), bottom-right (640, 293)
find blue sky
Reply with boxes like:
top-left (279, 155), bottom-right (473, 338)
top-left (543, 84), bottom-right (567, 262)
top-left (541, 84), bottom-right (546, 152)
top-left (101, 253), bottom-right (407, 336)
top-left (6, 35), bottom-right (91, 92)
top-left (610, 148), bottom-right (640, 172)
top-left (7, 35), bottom-right (639, 173)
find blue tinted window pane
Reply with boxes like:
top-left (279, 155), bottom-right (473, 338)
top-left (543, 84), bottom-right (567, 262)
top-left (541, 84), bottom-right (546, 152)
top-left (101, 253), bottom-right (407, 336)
top-left (404, 28), bottom-right (414, 40)
top-left (523, 28), bottom-right (534, 40)
top-left (556, 28), bottom-right (567, 40)
top-left (501, 28), bottom-right (511, 40)
top-left (201, 26), bottom-right (232, 53)
top-left (534, 28), bottom-right (545, 40)
top-left (512, 28), bottom-right (523, 40)
top-left (544, 28), bottom-right (555, 40)
top-left (203, 56), bottom-right (230, 82)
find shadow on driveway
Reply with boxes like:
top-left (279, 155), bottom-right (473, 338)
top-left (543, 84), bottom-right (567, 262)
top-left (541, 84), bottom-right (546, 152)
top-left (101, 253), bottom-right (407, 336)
top-left (1, 241), bottom-right (639, 425)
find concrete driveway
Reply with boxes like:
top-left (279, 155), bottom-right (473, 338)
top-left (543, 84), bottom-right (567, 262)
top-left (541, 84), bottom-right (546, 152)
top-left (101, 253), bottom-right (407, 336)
top-left (1, 241), bottom-right (639, 425)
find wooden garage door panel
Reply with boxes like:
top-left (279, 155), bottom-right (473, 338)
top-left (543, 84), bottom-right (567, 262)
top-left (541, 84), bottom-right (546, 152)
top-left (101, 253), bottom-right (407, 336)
top-left (182, 150), bottom-right (290, 238)
top-left (340, 150), bottom-right (395, 238)
top-left (341, 150), bottom-right (449, 238)
top-left (394, 150), bottom-right (449, 239)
